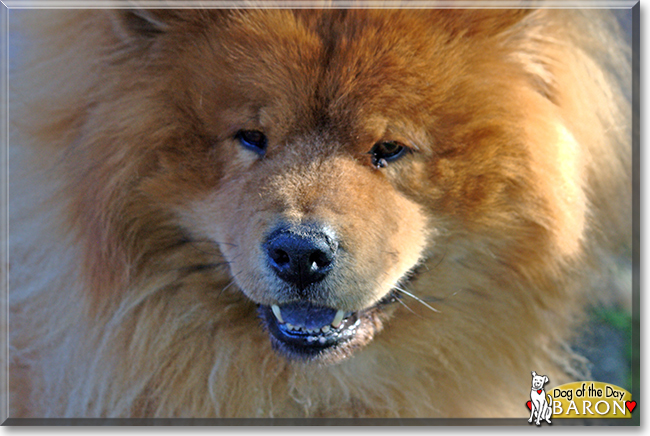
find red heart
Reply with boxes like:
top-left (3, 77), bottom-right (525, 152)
top-left (526, 401), bottom-right (532, 410)
top-left (626, 401), bottom-right (637, 413)
top-left (537, 389), bottom-right (542, 394)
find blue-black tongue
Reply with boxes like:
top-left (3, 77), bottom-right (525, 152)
top-left (279, 302), bottom-right (337, 330)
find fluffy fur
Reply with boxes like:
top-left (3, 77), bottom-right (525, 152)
top-left (9, 7), bottom-right (631, 418)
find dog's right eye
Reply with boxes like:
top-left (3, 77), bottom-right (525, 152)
top-left (235, 130), bottom-right (267, 156)
top-left (368, 141), bottom-right (408, 168)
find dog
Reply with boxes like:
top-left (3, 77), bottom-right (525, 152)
top-left (9, 7), bottom-right (631, 418)
top-left (529, 372), bottom-right (553, 425)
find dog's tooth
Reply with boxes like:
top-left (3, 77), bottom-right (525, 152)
top-left (321, 325), bottom-right (330, 333)
top-left (319, 337), bottom-right (327, 344)
top-left (307, 336), bottom-right (316, 343)
top-left (286, 323), bottom-right (295, 331)
top-left (271, 305), bottom-right (284, 323)
top-left (331, 310), bottom-right (345, 328)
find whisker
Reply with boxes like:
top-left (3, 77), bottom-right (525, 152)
top-left (432, 244), bottom-right (448, 271)
top-left (181, 235), bottom-right (238, 248)
top-left (214, 241), bottom-right (238, 248)
top-left (218, 271), bottom-right (242, 296)
top-left (395, 297), bottom-right (419, 316)
top-left (393, 285), bottom-right (440, 314)
top-left (179, 236), bottom-right (238, 255)
top-left (182, 241), bottom-right (223, 256)
top-left (181, 262), bottom-right (231, 274)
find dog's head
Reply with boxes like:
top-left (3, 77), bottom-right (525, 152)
top-left (531, 371), bottom-right (549, 390)
top-left (72, 9), bottom-right (589, 365)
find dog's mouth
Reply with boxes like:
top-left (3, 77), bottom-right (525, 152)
top-left (258, 293), bottom-right (397, 363)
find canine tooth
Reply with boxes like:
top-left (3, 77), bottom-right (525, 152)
top-left (321, 325), bottom-right (330, 333)
top-left (271, 305), bottom-right (284, 323)
top-left (331, 310), bottom-right (345, 328)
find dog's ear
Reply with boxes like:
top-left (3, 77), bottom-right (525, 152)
top-left (110, 9), bottom-right (224, 44)
top-left (532, 371), bottom-right (537, 377)
top-left (110, 10), bottom-right (177, 41)
top-left (544, 376), bottom-right (549, 384)
top-left (440, 10), bottom-right (532, 39)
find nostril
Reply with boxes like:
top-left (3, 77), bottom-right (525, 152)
top-left (309, 251), bottom-right (332, 270)
top-left (271, 249), bottom-right (290, 267)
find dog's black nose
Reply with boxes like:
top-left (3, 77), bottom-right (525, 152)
top-left (264, 225), bottom-right (337, 289)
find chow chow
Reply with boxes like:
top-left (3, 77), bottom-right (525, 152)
top-left (9, 7), bottom-right (632, 419)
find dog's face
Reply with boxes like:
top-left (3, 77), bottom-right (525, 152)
top-left (86, 9), bottom-right (583, 365)
top-left (174, 10), bottom-right (438, 363)
top-left (531, 372), bottom-right (549, 390)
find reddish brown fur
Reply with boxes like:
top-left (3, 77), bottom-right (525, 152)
top-left (9, 7), bottom-right (631, 418)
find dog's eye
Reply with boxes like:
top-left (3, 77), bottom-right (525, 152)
top-left (236, 130), bottom-right (267, 156)
top-left (369, 141), bottom-right (407, 168)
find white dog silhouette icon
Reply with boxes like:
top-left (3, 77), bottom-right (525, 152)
top-left (529, 371), bottom-right (553, 425)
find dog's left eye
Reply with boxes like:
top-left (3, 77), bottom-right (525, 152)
top-left (369, 141), bottom-right (407, 168)
top-left (236, 130), bottom-right (268, 156)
